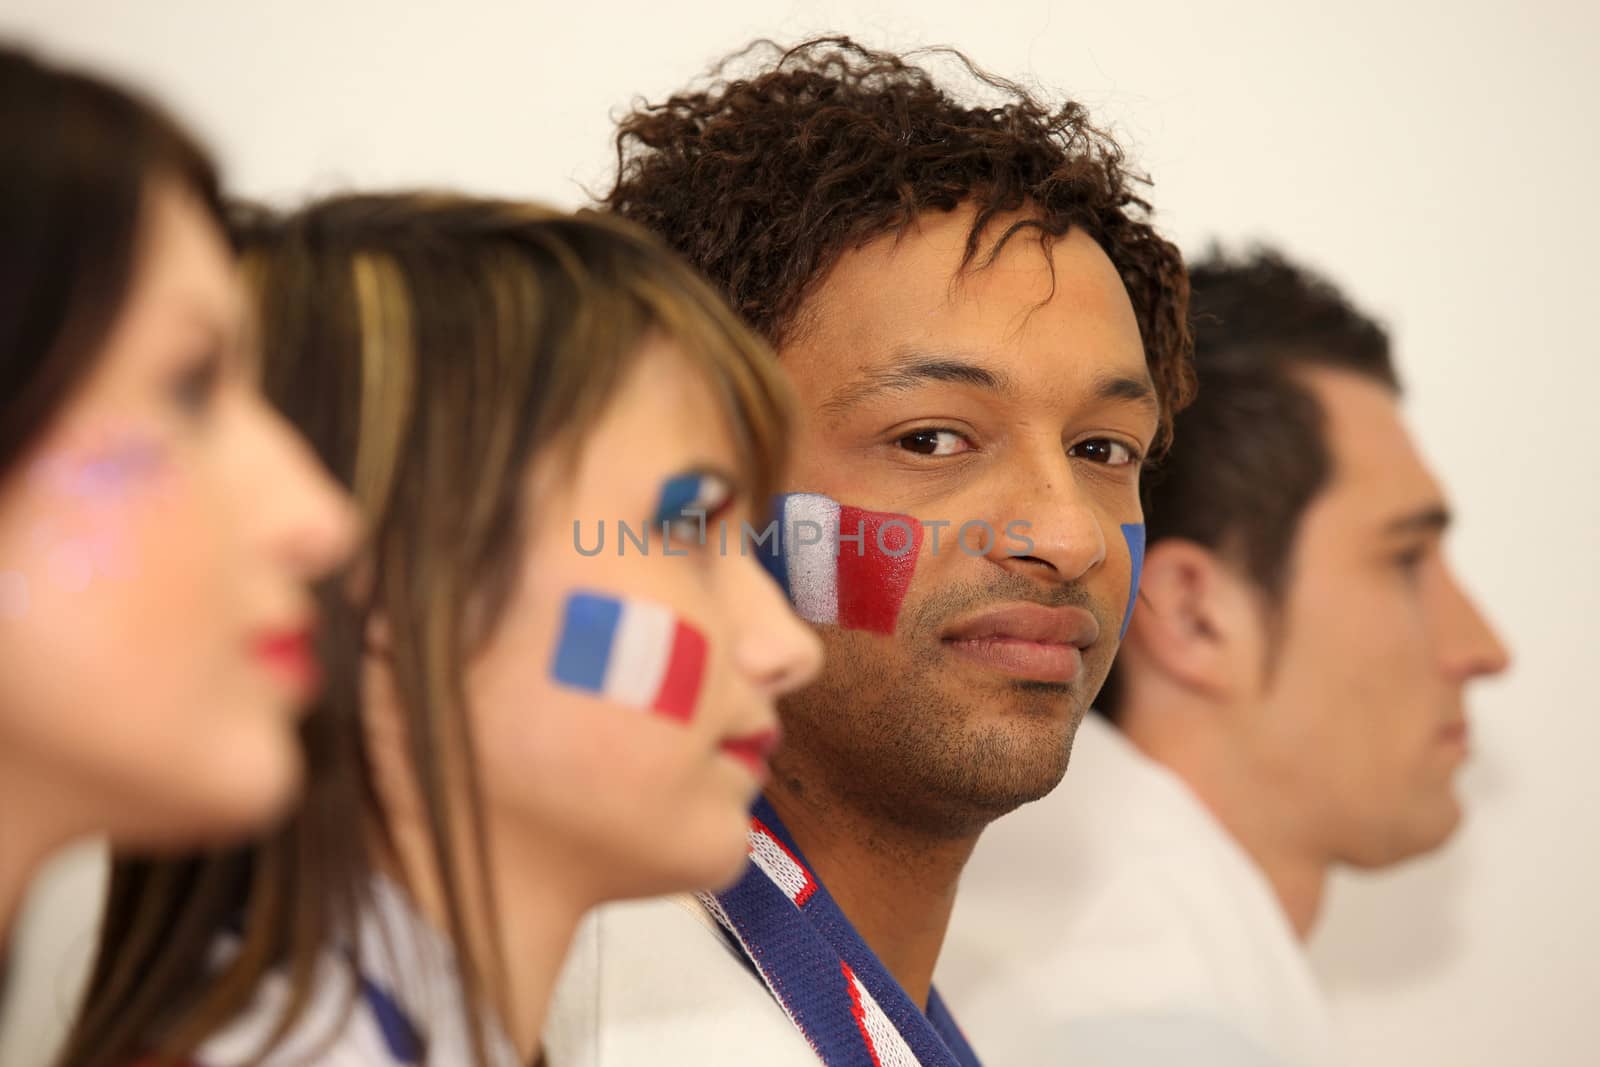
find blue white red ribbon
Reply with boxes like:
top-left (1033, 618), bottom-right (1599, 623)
top-left (702, 798), bottom-right (982, 1067)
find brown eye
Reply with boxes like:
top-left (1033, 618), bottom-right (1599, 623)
top-left (897, 429), bottom-right (969, 456)
top-left (1070, 438), bottom-right (1138, 466)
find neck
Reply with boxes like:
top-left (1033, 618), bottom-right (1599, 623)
top-left (0, 758), bottom-right (82, 954)
top-left (381, 815), bottom-right (589, 1062)
top-left (764, 779), bottom-right (977, 1010)
top-left (1248, 846), bottom-right (1327, 939)
top-left (1205, 778), bottom-right (1331, 940)
top-left (0, 832), bottom-right (36, 955)
top-left (1124, 698), bottom-right (1329, 940)
top-left (484, 843), bottom-right (588, 1060)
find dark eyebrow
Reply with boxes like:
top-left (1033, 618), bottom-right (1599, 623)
top-left (1383, 504), bottom-right (1453, 538)
top-left (820, 351), bottom-right (1018, 419)
top-left (1092, 372), bottom-right (1160, 415)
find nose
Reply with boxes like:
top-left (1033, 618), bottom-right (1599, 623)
top-left (1437, 566), bottom-right (1511, 682)
top-left (980, 447), bottom-right (1106, 583)
top-left (253, 401), bottom-right (361, 582)
top-left (729, 553), bottom-right (824, 698)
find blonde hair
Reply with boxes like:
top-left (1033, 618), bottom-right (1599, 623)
top-left (63, 195), bottom-right (794, 1067)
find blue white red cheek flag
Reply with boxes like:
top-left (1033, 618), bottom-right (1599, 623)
top-left (551, 592), bottom-right (709, 723)
top-left (700, 798), bottom-right (983, 1067)
top-left (759, 493), bottom-right (924, 636)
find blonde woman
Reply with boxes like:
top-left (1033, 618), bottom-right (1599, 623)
top-left (63, 195), bottom-right (822, 1066)
top-left (0, 45), bottom-right (354, 954)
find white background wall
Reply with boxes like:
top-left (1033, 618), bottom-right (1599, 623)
top-left (2, 1), bottom-right (1595, 1064)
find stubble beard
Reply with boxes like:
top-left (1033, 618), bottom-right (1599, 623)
top-left (772, 622), bottom-right (1109, 843)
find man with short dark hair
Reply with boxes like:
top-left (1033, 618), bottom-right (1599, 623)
top-left (938, 248), bottom-right (1510, 1066)
top-left (546, 38), bottom-right (1193, 1065)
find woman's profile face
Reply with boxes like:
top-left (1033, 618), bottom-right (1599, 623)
top-left (468, 336), bottom-right (822, 897)
top-left (0, 180), bottom-right (357, 848)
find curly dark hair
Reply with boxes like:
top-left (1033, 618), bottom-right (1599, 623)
top-left (606, 36), bottom-right (1195, 446)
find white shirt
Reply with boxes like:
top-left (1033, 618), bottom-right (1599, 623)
top-left (545, 893), bottom-right (820, 1067)
top-left (195, 876), bottom-right (519, 1067)
top-left (936, 714), bottom-right (1338, 1067)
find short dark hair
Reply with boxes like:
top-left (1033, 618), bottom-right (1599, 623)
top-left (0, 43), bottom-right (223, 473)
top-left (605, 36), bottom-right (1195, 447)
top-left (1097, 247), bottom-right (1398, 718)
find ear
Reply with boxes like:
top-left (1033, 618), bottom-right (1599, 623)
top-left (1123, 538), bottom-right (1255, 700)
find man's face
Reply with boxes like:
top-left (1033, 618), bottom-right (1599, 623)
top-left (1245, 368), bottom-right (1510, 866)
top-left (773, 207), bottom-right (1157, 836)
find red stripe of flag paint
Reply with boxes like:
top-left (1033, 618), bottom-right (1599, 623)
top-left (762, 494), bottom-right (923, 636)
top-left (836, 503), bottom-right (922, 635)
top-left (653, 619), bottom-right (709, 722)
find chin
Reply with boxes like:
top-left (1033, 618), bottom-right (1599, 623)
top-left (617, 807), bottom-right (753, 900)
top-left (1417, 795), bottom-right (1466, 854)
top-left (133, 729), bottom-right (303, 850)
top-left (1349, 795), bottom-right (1465, 869)
top-left (700, 836), bottom-right (755, 892)
top-left (967, 713), bottom-right (1078, 806)
top-left (689, 803), bottom-right (759, 891)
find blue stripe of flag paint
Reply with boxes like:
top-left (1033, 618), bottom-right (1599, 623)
top-left (652, 473), bottom-right (705, 525)
top-left (757, 495), bottom-right (793, 599)
top-left (1119, 523), bottom-right (1146, 641)
top-left (552, 593), bottom-right (622, 692)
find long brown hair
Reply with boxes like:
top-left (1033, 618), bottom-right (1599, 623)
top-left (60, 195), bottom-right (795, 1067)
top-left (0, 41), bottom-right (223, 478)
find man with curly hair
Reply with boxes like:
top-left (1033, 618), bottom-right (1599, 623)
top-left (938, 249), bottom-right (1510, 1066)
top-left (547, 38), bottom-right (1194, 1066)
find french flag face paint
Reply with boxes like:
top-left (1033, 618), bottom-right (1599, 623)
top-left (1119, 522), bottom-right (1146, 641)
top-left (653, 471), bottom-right (727, 528)
top-left (550, 591), bottom-right (709, 723)
top-left (759, 493), bottom-right (923, 636)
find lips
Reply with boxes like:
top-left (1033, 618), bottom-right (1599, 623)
top-left (940, 602), bottom-right (1100, 684)
top-left (721, 728), bottom-right (781, 782)
top-left (251, 626), bottom-right (322, 702)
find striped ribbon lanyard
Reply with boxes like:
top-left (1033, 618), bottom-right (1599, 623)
top-left (700, 797), bottom-right (982, 1067)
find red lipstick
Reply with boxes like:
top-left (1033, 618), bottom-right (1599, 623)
top-left (721, 728), bottom-right (781, 782)
top-left (252, 627), bottom-right (321, 701)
